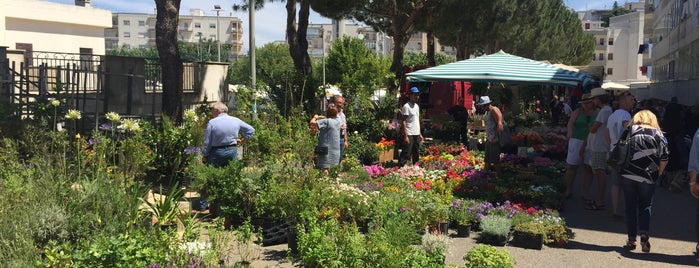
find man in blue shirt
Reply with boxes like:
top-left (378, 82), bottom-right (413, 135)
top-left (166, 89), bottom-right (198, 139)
top-left (202, 101), bottom-right (255, 167)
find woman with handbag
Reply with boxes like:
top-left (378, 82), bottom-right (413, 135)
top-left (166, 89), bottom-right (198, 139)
top-left (619, 110), bottom-right (669, 253)
top-left (310, 104), bottom-right (342, 174)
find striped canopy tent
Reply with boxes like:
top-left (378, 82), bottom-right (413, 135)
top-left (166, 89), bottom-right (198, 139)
top-left (406, 50), bottom-right (593, 87)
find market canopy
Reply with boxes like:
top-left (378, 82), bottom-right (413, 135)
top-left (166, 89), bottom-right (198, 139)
top-left (601, 81), bottom-right (630, 93)
top-left (406, 50), bottom-right (594, 87)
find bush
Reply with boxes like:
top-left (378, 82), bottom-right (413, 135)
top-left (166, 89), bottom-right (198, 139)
top-left (479, 215), bottom-right (512, 237)
top-left (463, 244), bottom-right (515, 268)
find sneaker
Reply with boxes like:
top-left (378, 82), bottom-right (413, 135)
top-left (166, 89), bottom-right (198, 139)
top-left (641, 240), bottom-right (651, 253)
top-left (623, 240), bottom-right (637, 250)
top-left (640, 235), bottom-right (651, 253)
top-left (695, 243), bottom-right (699, 255)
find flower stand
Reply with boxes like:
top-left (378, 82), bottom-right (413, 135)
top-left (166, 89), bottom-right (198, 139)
top-left (379, 149), bottom-right (394, 163)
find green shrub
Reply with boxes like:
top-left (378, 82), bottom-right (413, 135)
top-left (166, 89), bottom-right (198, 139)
top-left (297, 217), bottom-right (367, 268)
top-left (463, 244), bottom-right (515, 268)
top-left (480, 215), bottom-right (512, 237)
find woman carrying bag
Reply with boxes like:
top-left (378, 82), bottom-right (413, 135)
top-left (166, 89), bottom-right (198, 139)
top-left (619, 110), bottom-right (669, 253)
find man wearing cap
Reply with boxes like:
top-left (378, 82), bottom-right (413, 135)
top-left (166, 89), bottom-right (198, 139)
top-left (477, 96), bottom-right (503, 177)
top-left (585, 87), bottom-right (613, 210)
top-left (398, 87), bottom-right (424, 166)
top-left (606, 91), bottom-right (636, 217)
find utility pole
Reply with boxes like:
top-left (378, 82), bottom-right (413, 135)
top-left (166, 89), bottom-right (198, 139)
top-left (213, 5), bottom-right (222, 62)
top-left (321, 26), bottom-right (325, 86)
top-left (249, 1), bottom-right (257, 120)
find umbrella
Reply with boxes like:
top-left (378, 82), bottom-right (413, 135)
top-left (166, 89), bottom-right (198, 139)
top-left (601, 81), bottom-right (630, 92)
top-left (406, 50), bottom-right (593, 87)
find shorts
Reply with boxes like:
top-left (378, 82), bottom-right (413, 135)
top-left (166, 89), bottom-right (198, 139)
top-left (566, 138), bottom-right (590, 165)
top-left (589, 151), bottom-right (608, 170)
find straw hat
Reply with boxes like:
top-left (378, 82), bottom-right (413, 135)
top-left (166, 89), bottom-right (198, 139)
top-left (589, 87), bottom-right (608, 98)
top-left (579, 93), bottom-right (592, 103)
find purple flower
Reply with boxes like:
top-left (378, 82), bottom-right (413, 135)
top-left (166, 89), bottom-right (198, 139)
top-left (184, 146), bottom-right (202, 155)
top-left (99, 122), bottom-right (113, 131)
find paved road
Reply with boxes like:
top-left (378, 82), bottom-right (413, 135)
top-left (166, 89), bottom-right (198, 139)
top-left (245, 170), bottom-right (699, 267)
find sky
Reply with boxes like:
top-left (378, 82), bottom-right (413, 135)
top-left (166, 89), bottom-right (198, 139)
top-left (43, 0), bottom-right (620, 52)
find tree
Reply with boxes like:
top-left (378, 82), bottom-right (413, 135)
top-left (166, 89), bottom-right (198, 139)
top-left (154, 0), bottom-right (183, 122)
top-left (233, 0), bottom-right (313, 75)
top-left (402, 50), bottom-right (455, 68)
top-left (313, 0), bottom-right (442, 81)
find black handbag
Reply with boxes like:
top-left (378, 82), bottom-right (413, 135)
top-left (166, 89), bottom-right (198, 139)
top-left (314, 146), bottom-right (328, 155)
top-left (608, 127), bottom-right (632, 170)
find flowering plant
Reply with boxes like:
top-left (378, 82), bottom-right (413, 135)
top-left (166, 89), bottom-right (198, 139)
top-left (450, 199), bottom-right (480, 225)
top-left (375, 137), bottom-right (395, 151)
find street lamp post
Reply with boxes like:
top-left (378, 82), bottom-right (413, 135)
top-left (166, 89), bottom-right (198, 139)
top-left (321, 26), bottom-right (325, 86)
top-left (213, 5), bottom-right (222, 62)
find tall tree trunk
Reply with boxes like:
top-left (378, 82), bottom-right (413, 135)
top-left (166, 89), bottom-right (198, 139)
top-left (426, 31), bottom-right (435, 66)
top-left (155, 0), bottom-right (183, 122)
top-left (286, 0), bottom-right (313, 75)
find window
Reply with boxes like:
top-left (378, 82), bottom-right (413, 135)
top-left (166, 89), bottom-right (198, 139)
top-left (183, 22), bottom-right (189, 28)
top-left (139, 44), bottom-right (148, 49)
top-left (209, 23), bottom-right (216, 29)
top-left (138, 32), bottom-right (147, 38)
top-left (593, 54), bottom-right (597, 61)
top-left (123, 20), bottom-right (130, 26)
top-left (598, 53), bottom-right (604, 60)
top-left (599, 38), bottom-right (605, 45)
top-left (608, 38), bottom-right (614, 45)
top-left (585, 23), bottom-right (590, 30)
top-left (607, 68), bottom-right (613, 75)
top-left (138, 20), bottom-right (145, 27)
top-left (123, 32), bottom-right (131, 38)
top-left (194, 23), bottom-right (201, 28)
top-left (607, 53), bottom-right (614, 60)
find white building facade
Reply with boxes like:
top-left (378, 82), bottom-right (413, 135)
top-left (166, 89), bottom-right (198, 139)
top-left (646, 0), bottom-right (699, 105)
top-left (107, 9), bottom-right (244, 60)
top-left (0, 0), bottom-right (111, 55)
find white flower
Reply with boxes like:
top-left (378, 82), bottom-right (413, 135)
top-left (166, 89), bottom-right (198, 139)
top-left (105, 112), bottom-right (121, 122)
top-left (51, 99), bottom-right (60, 107)
top-left (183, 109), bottom-right (198, 123)
top-left (118, 118), bottom-right (141, 132)
top-left (65, 109), bottom-right (82, 120)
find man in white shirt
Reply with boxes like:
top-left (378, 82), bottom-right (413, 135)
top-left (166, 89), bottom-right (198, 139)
top-left (606, 91), bottom-right (636, 218)
top-left (398, 87), bottom-right (424, 166)
top-left (585, 88), bottom-right (613, 210)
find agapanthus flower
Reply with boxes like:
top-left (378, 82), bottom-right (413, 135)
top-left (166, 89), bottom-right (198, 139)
top-left (105, 111), bottom-right (121, 122)
top-left (51, 99), bottom-right (60, 107)
top-left (65, 109), bottom-right (82, 120)
top-left (118, 118), bottom-right (141, 132)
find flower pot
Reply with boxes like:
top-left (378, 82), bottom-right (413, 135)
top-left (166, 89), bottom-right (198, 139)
top-left (456, 224), bottom-right (471, 238)
top-left (479, 233), bottom-right (510, 246)
top-left (439, 222), bottom-right (449, 235)
top-left (287, 225), bottom-right (299, 256)
top-left (511, 231), bottom-right (544, 250)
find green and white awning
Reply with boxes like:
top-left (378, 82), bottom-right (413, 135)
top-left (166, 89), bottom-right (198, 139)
top-left (406, 50), bottom-right (593, 87)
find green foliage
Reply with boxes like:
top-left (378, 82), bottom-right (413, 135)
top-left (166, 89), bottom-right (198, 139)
top-left (513, 221), bottom-right (546, 235)
top-left (402, 50), bottom-right (456, 68)
top-left (189, 160), bottom-right (266, 220)
top-left (463, 244), bottom-right (515, 268)
top-left (235, 218), bottom-right (262, 264)
top-left (142, 116), bottom-right (199, 185)
top-left (139, 184), bottom-right (185, 226)
top-left (346, 134), bottom-right (380, 164)
top-left (243, 115), bottom-right (316, 166)
top-left (297, 217), bottom-right (367, 268)
top-left (325, 36), bottom-right (391, 94)
top-left (70, 231), bottom-right (174, 267)
top-left (107, 41), bottom-right (234, 62)
top-left (545, 224), bottom-right (573, 244)
top-left (479, 215), bottom-right (512, 237)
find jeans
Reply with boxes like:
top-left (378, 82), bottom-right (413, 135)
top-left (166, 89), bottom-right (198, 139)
top-left (398, 135), bottom-right (420, 166)
top-left (619, 177), bottom-right (656, 241)
top-left (208, 147), bottom-right (238, 167)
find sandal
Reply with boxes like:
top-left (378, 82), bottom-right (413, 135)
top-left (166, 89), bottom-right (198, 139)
top-left (584, 202), bottom-right (606, 210)
top-left (623, 240), bottom-right (637, 250)
top-left (582, 196), bottom-right (593, 205)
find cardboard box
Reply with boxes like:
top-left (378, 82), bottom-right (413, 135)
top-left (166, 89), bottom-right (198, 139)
top-left (379, 149), bottom-right (394, 162)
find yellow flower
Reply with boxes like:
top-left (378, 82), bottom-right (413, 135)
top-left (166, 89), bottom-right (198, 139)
top-left (51, 99), bottom-right (60, 107)
top-left (184, 109), bottom-right (198, 123)
top-left (75, 133), bottom-right (81, 139)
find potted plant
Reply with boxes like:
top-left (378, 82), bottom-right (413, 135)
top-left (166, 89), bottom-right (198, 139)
top-left (463, 244), bottom-right (515, 268)
top-left (546, 224), bottom-right (573, 247)
top-left (478, 215), bottom-right (511, 246)
top-left (140, 184), bottom-right (185, 230)
top-left (511, 222), bottom-right (546, 250)
top-left (450, 199), bottom-right (478, 237)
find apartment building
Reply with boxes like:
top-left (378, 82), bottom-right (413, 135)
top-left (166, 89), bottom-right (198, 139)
top-left (0, 0), bottom-right (111, 55)
top-left (577, 2), bottom-right (650, 85)
top-left (306, 19), bottom-right (455, 59)
top-left (646, 0), bottom-right (699, 105)
top-left (106, 9), bottom-right (244, 60)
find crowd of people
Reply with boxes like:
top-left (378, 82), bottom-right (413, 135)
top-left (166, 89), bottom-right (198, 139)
top-left (197, 85), bottom-right (699, 255)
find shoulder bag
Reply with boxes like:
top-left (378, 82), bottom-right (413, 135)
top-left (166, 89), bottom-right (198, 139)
top-left (607, 126), bottom-right (632, 171)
